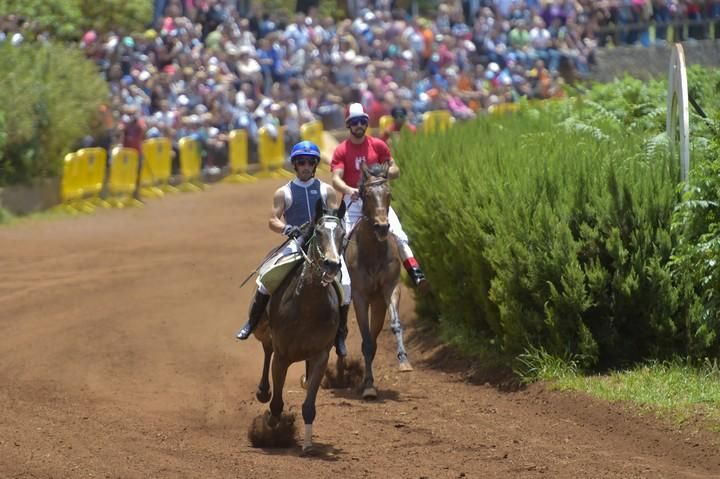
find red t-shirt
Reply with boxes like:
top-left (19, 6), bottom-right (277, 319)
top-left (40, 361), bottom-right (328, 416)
top-left (331, 136), bottom-right (391, 188)
top-left (380, 122), bottom-right (417, 143)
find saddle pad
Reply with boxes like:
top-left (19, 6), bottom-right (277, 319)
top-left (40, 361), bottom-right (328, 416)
top-left (257, 253), bottom-right (344, 303)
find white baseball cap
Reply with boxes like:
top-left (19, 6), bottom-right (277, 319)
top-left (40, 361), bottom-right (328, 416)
top-left (345, 103), bottom-right (369, 123)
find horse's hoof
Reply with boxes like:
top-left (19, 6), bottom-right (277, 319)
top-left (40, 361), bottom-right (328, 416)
top-left (362, 386), bottom-right (378, 400)
top-left (300, 374), bottom-right (308, 390)
top-left (265, 414), bottom-right (279, 429)
top-left (256, 388), bottom-right (271, 403)
top-left (398, 360), bottom-right (414, 372)
top-left (300, 445), bottom-right (317, 457)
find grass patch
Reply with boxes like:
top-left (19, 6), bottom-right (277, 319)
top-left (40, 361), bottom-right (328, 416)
top-left (0, 207), bottom-right (79, 226)
top-left (517, 349), bottom-right (720, 431)
top-left (0, 207), bottom-right (14, 224)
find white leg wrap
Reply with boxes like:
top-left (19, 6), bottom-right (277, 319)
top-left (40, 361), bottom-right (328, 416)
top-left (303, 424), bottom-right (313, 450)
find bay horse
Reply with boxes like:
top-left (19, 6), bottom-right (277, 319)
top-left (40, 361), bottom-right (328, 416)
top-left (252, 198), bottom-right (346, 454)
top-left (343, 161), bottom-right (412, 400)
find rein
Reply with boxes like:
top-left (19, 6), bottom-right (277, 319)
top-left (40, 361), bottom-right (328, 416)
top-left (297, 215), bottom-right (343, 287)
top-left (359, 176), bottom-right (390, 225)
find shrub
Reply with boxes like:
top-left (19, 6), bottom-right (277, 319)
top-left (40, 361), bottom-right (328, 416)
top-left (393, 103), bottom-right (697, 369)
top-left (0, 42), bottom-right (108, 185)
top-left (0, 0), bottom-right (151, 39)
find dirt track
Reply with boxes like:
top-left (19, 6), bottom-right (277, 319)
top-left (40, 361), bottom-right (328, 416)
top-left (1, 176), bottom-right (719, 479)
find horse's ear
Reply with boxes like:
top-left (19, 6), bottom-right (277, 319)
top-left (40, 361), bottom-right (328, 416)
top-left (314, 197), bottom-right (324, 222)
top-left (382, 161), bottom-right (390, 177)
top-left (360, 160), bottom-right (369, 178)
top-left (360, 160), bottom-right (372, 183)
top-left (336, 198), bottom-right (346, 220)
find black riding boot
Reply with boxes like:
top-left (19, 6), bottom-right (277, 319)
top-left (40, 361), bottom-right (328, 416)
top-left (403, 259), bottom-right (429, 293)
top-left (335, 304), bottom-right (350, 357)
top-left (236, 291), bottom-right (271, 340)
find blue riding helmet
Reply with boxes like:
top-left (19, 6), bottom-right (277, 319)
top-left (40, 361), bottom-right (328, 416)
top-left (290, 141), bottom-right (321, 163)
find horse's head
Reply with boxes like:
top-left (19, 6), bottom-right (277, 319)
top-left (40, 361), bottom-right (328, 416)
top-left (359, 161), bottom-right (392, 241)
top-left (307, 198), bottom-right (347, 285)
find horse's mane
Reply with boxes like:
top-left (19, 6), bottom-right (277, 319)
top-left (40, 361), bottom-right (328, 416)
top-left (365, 163), bottom-right (387, 179)
top-left (360, 164), bottom-right (389, 195)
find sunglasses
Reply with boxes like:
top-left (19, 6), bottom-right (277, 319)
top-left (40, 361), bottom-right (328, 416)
top-left (295, 157), bottom-right (318, 166)
top-left (347, 118), bottom-right (368, 127)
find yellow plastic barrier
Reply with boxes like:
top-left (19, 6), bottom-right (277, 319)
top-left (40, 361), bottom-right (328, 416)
top-left (141, 137), bottom-right (175, 197)
top-left (421, 110), bottom-right (453, 134)
top-left (178, 137), bottom-right (204, 192)
top-left (59, 152), bottom-right (82, 202)
top-left (108, 147), bottom-right (143, 208)
top-left (223, 129), bottom-right (256, 183)
top-left (488, 103), bottom-right (521, 116)
top-left (378, 115), bottom-right (394, 136)
top-left (300, 120), bottom-right (328, 171)
top-left (256, 125), bottom-right (292, 179)
top-left (52, 152), bottom-right (93, 214)
top-left (76, 147), bottom-right (110, 209)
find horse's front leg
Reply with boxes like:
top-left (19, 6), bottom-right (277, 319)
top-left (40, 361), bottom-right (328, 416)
top-left (268, 353), bottom-right (290, 425)
top-left (300, 349), bottom-right (331, 455)
top-left (353, 295), bottom-right (377, 400)
top-left (256, 339), bottom-right (273, 403)
top-left (387, 284), bottom-right (412, 372)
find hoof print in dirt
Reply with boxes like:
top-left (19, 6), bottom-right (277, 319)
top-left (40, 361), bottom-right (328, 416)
top-left (248, 411), bottom-right (296, 448)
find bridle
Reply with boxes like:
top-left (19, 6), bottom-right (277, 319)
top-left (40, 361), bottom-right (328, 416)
top-left (360, 176), bottom-right (390, 224)
top-left (296, 215), bottom-right (345, 287)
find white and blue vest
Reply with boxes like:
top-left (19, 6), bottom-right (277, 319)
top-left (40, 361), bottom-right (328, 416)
top-left (282, 178), bottom-right (332, 227)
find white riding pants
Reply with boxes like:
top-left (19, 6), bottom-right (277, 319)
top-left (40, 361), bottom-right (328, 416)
top-left (342, 195), bottom-right (413, 259)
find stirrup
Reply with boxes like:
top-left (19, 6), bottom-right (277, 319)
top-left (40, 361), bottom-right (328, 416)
top-left (236, 322), bottom-right (255, 340)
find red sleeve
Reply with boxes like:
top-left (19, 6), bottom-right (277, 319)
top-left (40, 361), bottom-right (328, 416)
top-left (330, 141), bottom-right (346, 171)
top-left (371, 137), bottom-right (392, 162)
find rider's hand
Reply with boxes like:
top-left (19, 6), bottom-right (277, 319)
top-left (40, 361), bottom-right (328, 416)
top-left (348, 187), bottom-right (360, 201)
top-left (282, 224), bottom-right (302, 239)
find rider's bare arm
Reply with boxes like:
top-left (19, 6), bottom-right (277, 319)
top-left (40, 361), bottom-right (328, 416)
top-left (268, 187), bottom-right (288, 234)
top-left (332, 169), bottom-right (359, 200)
top-left (325, 187), bottom-right (340, 209)
top-left (387, 159), bottom-right (400, 180)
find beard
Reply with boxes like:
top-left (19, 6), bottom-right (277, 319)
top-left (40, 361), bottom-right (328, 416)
top-left (350, 126), bottom-right (366, 139)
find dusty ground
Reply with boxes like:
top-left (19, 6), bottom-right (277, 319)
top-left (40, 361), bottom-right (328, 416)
top-left (1, 175), bottom-right (719, 479)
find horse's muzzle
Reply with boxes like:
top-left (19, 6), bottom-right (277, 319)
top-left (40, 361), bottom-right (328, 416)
top-left (374, 223), bottom-right (390, 238)
top-left (322, 259), bottom-right (341, 276)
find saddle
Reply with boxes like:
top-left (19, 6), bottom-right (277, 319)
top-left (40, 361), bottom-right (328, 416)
top-left (257, 253), bottom-right (344, 304)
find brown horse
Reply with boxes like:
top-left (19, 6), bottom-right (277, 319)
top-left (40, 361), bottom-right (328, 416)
top-left (343, 162), bottom-right (412, 400)
top-left (252, 198), bottom-right (346, 454)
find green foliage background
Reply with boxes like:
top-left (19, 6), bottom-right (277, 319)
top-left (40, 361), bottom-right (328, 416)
top-left (392, 67), bottom-right (720, 370)
top-left (0, 42), bottom-right (109, 185)
top-left (0, 0), bottom-right (151, 39)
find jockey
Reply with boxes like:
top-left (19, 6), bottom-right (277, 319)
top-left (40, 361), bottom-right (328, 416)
top-left (236, 140), bottom-right (352, 355)
top-left (331, 102), bottom-right (429, 305)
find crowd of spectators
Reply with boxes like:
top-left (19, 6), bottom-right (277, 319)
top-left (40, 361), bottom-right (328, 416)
top-left (2, 1), bottom-right (719, 174)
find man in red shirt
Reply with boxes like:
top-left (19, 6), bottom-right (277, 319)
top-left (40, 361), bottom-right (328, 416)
top-left (331, 103), bottom-right (428, 356)
top-left (331, 102), bottom-right (428, 288)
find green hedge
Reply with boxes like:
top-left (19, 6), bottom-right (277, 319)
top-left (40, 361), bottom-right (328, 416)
top-left (0, 42), bottom-right (108, 186)
top-left (0, 0), bottom-right (151, 39)
top-left (392, 100), bottom-right (717, 369)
